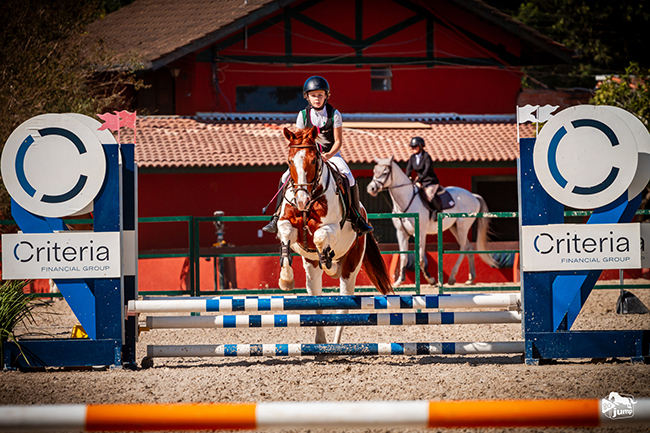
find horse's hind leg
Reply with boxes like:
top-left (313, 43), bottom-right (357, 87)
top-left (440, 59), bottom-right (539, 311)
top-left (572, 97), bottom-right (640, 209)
top-left (446, 225), bottom-right (465, 286)
top-left (304, 260), bottom-right (327, 344)
top-left (333, 272), bottom-right (358, 344)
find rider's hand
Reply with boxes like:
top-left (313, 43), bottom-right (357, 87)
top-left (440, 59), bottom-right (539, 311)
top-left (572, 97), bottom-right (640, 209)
top-left (415, 182), bottom-right (422, 188)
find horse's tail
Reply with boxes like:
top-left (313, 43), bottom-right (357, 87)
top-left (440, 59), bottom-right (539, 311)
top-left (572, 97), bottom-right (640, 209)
top-left (362, 234), bottom-right (394, 295)
top-left (475, 195), bottom-right (499, 268)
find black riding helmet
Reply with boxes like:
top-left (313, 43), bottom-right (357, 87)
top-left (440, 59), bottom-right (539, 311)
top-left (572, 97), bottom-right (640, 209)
top-left (409, 137), bottom-right (425, 148)
top-left (303, 76), bottom-right (330, 99)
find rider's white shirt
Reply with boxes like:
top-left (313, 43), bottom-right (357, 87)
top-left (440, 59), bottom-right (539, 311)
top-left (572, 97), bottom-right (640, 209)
top-left (295, 106), bottom-right (343, 129)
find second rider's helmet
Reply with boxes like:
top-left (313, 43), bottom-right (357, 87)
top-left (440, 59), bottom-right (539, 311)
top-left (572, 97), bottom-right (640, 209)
top-left (409, 137), bottom-right (425, 148)
top-left (303, 76), bottom-right (330, 98)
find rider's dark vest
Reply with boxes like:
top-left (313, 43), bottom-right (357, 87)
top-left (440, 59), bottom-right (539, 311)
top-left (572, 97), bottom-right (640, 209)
top-left (301, 103), bottom-right (336, 154)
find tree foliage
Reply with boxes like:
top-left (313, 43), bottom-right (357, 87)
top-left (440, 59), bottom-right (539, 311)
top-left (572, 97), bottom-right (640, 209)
top-left (591, 63), bottom-right (650, 128)
top-left (0, 0), bottom-right (139, 223)
top-left (485, 0), bottom-right (650, 89)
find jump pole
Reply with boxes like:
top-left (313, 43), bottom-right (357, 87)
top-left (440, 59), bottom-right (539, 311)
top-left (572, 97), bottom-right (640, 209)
top-left (147, 341), bottom-right (525, 358)
top-left (129, 293), bottom-right (520, 313)
top-left (144, 311), bottom-right (521, 329)
top-left (2, 399), bottom-right (649, 430)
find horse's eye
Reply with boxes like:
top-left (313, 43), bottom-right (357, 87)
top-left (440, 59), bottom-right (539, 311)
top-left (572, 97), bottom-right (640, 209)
top-left (311, 158), bottom-right (317, 165)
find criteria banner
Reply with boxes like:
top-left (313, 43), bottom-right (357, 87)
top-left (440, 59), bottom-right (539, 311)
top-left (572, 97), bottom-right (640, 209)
top-left (2, 232), bottom-right (121, 279)
top-left (522, 223), bottom-right (641, 271)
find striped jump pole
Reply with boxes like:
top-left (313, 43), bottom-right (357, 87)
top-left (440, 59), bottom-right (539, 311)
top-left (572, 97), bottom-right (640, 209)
top-left (145, 311), bottom-right (521, 329)
top-left (128, 293), bottom-right (520, 314)
top-left (147, 341), bottom-right (525, 358)
top-left (1, 399), bottom-right (648, 431)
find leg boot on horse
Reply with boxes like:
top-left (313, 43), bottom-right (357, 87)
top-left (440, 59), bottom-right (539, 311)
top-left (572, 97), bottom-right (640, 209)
top-left (350, 183), bottom-right (373, 235)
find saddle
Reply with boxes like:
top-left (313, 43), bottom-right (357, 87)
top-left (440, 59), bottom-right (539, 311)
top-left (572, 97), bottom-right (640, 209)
top-left (418, 186), bottom-right (455, 215)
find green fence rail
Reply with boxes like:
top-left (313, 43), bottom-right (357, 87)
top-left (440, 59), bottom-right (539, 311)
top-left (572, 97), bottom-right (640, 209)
top-left (436, 210), bottom-right (650, 294)
top-left (4, 209), bottom-right (650, 297)
top-left (191, 213), bottom-right (420, 296)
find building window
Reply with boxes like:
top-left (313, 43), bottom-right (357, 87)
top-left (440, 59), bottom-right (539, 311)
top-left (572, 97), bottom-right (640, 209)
top-left (371, 67), bottom-right (392, 91)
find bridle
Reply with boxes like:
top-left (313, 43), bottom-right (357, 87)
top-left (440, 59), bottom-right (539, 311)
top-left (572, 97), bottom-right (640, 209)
top-left (370, 162), bottom-right (418, 214)
top-left (287, 143), bottom-right (332, 251)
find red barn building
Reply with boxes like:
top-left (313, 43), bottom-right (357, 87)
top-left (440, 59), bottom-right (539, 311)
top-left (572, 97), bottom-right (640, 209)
top-left (88, 0), bottom-right (580, 290)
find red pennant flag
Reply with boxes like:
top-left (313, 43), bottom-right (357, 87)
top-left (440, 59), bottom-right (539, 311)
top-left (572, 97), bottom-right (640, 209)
top-left (97, 112), bottom-right (121, 131)
top-left (118, 110), bottom-right (137, 129)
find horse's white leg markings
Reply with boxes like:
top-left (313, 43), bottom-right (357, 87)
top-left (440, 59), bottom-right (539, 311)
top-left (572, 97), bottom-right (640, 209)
top-left (277, 220), bottom-right (297, 291)
top-left (304, 259), bottom-right (327, 343)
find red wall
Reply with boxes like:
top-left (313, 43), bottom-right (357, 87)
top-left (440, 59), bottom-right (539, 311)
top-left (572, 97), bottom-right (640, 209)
top-left (172, 0), bottom-right (523, 116)
top-left (137, 166), bottom-right (517, 252)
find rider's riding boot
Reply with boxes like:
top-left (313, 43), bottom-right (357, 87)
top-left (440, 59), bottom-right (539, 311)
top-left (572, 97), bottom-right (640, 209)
top-left (350, 183), bottom-right (373, 235)
top-left (262, 180), bottom-right (284, 234)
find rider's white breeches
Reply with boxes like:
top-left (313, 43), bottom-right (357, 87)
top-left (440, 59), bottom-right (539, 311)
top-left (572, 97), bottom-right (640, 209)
top-left (281, 153), bottom-right (355, 186)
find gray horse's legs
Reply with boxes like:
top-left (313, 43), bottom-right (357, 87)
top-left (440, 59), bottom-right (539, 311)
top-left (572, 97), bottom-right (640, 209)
top-left (394, 226), bottom-right (410, 286)
top-left (446, 222), bottom-right (477, 285)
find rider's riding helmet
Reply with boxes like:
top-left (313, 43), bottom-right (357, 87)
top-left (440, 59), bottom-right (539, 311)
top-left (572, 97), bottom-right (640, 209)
top-left (409, 137), bottom-right (425, 148)
top-left (303, 76), bottom-right (330, 99)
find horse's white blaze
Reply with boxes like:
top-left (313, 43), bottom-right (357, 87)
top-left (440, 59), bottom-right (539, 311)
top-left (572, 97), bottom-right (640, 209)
top-left (293, 150), bottom-right (310, 210)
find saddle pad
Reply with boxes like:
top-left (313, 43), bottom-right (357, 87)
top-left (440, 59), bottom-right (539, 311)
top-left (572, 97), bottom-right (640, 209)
top-left (438, 189), bottom-right (455, 210)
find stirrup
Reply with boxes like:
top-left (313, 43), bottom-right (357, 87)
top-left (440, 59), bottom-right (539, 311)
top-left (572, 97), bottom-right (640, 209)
top-left (354, 218), bottom-right (373, 236)
top-left (262, 215), bottom-right (279, 233)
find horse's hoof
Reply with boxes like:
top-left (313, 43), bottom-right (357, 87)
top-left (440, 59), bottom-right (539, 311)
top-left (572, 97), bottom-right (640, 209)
top-left (447, 279), bottom-right (456, 286)
top-left (278, 279), bottom-right (295, 291)
top-left (318, 246), bottom-right (334, 270)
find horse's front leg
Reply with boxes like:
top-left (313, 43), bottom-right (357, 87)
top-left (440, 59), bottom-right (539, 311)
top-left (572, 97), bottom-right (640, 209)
top-left (418, 222), bottom-right (435, 286)
top-left (313, 224), bottom-right (342, 278)
top-left (303, 258), bottom-right (327, 343)
top-left (394, 224), bottom-right (410, 286)
top-left (277, 220), bottom-right (298, 291)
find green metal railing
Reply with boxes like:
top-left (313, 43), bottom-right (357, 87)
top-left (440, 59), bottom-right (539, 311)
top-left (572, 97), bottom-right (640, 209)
top-left (191, 213), bottom-right (420, 296)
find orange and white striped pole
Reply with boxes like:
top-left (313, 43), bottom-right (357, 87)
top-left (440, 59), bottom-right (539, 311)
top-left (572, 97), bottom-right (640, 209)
top-left (1, 399), bottom-right (648, 431)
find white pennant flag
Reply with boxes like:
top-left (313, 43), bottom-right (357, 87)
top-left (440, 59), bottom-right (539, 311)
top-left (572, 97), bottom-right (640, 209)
top-left (517, 104), bottom-right (538, 123)
top-left (537, 104), bottom-right (559, 123)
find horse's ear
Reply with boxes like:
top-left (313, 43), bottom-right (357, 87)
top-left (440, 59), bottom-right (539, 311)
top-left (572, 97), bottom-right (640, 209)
top-left (373, 156), bottom-right (380, 162)
top-left (390, 156), bottom-right (395, 164)
top-left (283, 127), bottom-right (296, 141)
top-left (308, 126), bottom-right (318, 140)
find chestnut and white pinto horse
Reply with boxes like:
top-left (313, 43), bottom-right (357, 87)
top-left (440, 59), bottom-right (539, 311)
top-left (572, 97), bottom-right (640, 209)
top-left (367, 156), bottom-right (497, 286)
top-left (276, 127), bottom-right (393, 344)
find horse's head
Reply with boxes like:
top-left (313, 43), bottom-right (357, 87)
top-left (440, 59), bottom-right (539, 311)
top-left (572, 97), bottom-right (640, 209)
top-left (367, 156), bottom-right (396, 197)
top-left (284, 126), bottom-right (322, 211)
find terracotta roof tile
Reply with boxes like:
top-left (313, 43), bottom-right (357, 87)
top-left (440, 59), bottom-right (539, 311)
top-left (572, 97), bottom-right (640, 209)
top-left (88, 0), bottom-right (281, 68)
top-left (119, 116), bottom-right (534, 169)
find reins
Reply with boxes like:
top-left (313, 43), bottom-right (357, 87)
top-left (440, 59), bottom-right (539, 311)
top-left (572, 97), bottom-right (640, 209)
top-left (287, 143), bottom-right (331, 252)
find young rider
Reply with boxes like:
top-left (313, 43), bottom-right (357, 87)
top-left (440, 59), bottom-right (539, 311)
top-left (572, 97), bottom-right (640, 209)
top-left (262, 75), bottom-right (373, 235)
top-left (405, 136), bottom-right (441, 211)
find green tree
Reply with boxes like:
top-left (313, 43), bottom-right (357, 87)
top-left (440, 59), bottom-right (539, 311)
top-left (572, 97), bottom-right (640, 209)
top-left (0, 0), bottom-right (139, 224)
top-left (591, 62), bottom-right (650, 209)
top-left (591, 63), bottom-right (650, 127)
top-left (485, 0), bottom-right (650, 89)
